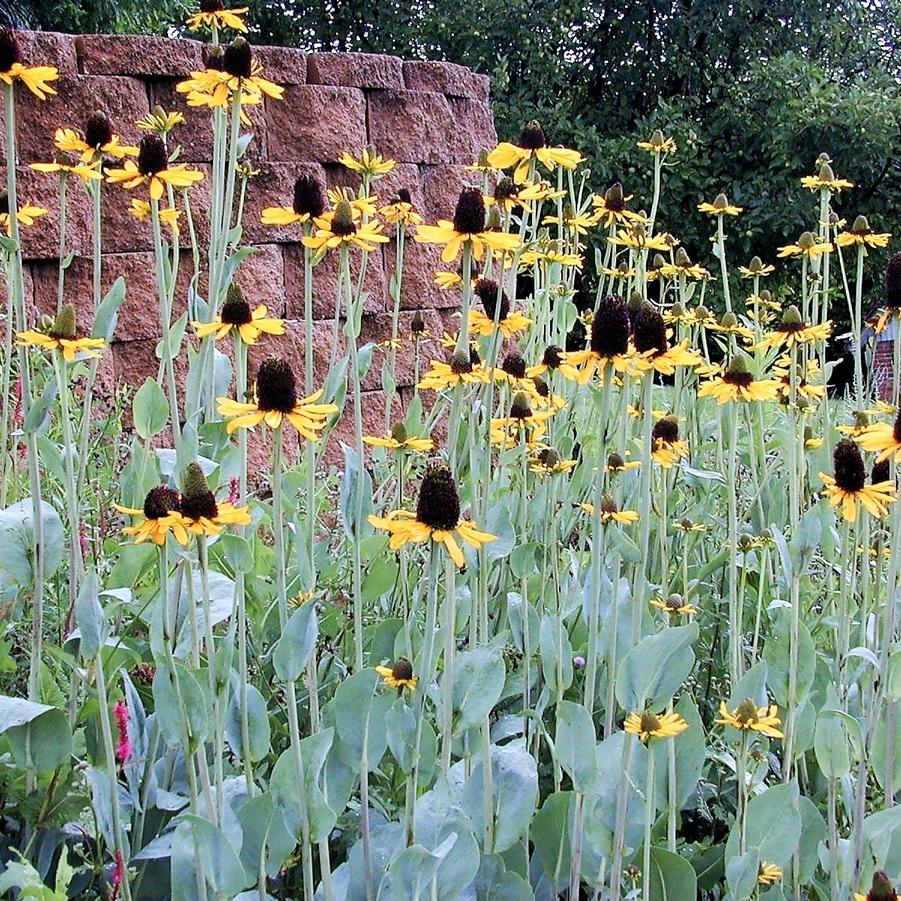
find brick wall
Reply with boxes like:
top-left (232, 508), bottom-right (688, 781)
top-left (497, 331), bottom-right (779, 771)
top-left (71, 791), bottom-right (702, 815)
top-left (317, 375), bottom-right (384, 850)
top-left (8, 31), bottom-right (497, 457)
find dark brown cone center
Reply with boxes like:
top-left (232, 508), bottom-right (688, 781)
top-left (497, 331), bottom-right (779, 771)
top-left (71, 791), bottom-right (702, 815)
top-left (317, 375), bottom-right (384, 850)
top-left (392, 658), bottom-right (414, 681)
top-left (452, 188), bottom-right (485, 235)
top-left (652, 418), bottom-right (679, 444)
top-left (143, 486), bottom-right (180, 520)
top-left (180, 489), bottom-right (219, 521)
top-left (632, 306), bottom-right (668, 357)
top-left (833, 438), bottom-right (866, 493)
top-left (293, 174), bottom-right (325, 217)
top-left (137, 135), bottom-right (168, 176)
top-left (221, 296), bottom-right (253, 325)
top-left (0, 29), bottom-right (22, 74)
top-left (591, 295), bottom-right (630, 358)
top-left (416, 467), bottom-right (461, 531)
top-left (256, 358), bottom-right (298, 413)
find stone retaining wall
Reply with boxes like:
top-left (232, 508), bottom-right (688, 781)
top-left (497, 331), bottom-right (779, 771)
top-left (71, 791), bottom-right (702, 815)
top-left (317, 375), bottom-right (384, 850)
top-left (8, 31), bottom-right (497, 455)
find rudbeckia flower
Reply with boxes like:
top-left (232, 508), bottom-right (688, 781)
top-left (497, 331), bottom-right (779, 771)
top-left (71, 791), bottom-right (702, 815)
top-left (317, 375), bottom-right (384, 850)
top-left (418, 351), bottom-right (490, 391)
top-left (591, 182), bottom-right (645, 228)
top-left (856, 410), bottom-right (901, 463)
top-left (338, 146), bottom-right (396, 178)
top-left (630, 304), bottom-right (702, 375)
top-left (415, 187), bottom-right (521, 263)
top-left (738, 256), bottom-right (775, 278)
top-left (375, 658), bottom-right (418, 692)
top-left (30, 155), bottom-right (102, 184)
top-left (716, 698), bottom-right (783, 738)
top-left (526, 344), bottom-right (580, 381)
top-left (835, 215), bottom-right (892, 249)
top-left (800, 157), bottom-right (853, 192)
top-left (605, 452), bottom-right (641, 474)
top-left (217, 357), bottom-right (338, 437)
top-left (853, 870), bottom-right (898, 901)
top-left (757, 863), bottom-right (784, 886)
top-left (697, 193), bottom-right (742, 216)
top-left (579, 496), bottom-right (640, 525)
top-left (636, 129), bottom-right (676, 155)
top-left (672, 518), bottom-right (707, 533)
top-left (697, 356), bottom-right (780, 404)
top-left (624, 709), bottom-right (689, 742)
top-left (777, 231), bottom-right (832, 259)
top-left (819, 438), bottom-right (896, 522)
top-left (261, 173), bottom-right (327, 227)
top-left (128, 199), bottom-right (182, 236)
top-left (380, 188), bottom-right (422, 226)
top-left (364, 422), bottom-right (433, 453)
top-left (54, 113), bottom-right (137, 163)
top-left (467, 277), bottom-right (532, 337)
top-left (520, 245), bottom-right (583, 268)
top-left (563, 294), bottom-right (636, 383)
top-left (490, 392), bottom-right (555, 448)
top-left (486, 120), bottom-right (583, 184)
top-left (16, 304), bottom-right (105, 362)
top-left (136, 107), bottom-right (185, 136)
top-left (0, 28), bottom-right (58, 100)
top-left (650, 594), bottom-right (697, 617)
top-left (106, 135), bottom-right (204, 201)
top-left (659, 247), bottom-right (710, 280)
top-left (650, 415), bottom-right (689, 467)
top-left (368, 465), bottom-right (496, 567)
top-left (772, 354), bottom-right (826, 403)
top-left (186, 0), bottom-right (249, 32)
top-left (0, 193), bottom-right (47, 234)
top-left (610, 222), bottom-right (671, 252)
top-left (114, 486), bottom-right (189, 546)
top-left (529, 447), bottom-right (577, 475)
top-left (753, 306), bottom-right (831, 349)
top-left (326, 186), bottom-right (379, 219)
top-left (193, 285), bottom-right (284, 345)
top-left (302, 200), bottom-right (389, 255)
top-left (178, 462), bottom-right (251, 537)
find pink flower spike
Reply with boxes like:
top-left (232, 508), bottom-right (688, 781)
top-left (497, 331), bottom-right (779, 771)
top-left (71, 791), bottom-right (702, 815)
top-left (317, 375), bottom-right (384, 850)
top-left (113, 698), bottom-right (131, 765)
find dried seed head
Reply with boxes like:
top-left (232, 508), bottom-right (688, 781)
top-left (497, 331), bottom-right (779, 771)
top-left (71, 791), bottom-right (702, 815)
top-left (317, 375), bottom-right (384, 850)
top-left (415, 465), bottom-right (461, 530)
top-left (600, 494), bottom-right (618, 515)
top-left (222, 37), bottom-right (253, 79)
top-left (778, 304), bottom-right (804, 332)
top-left (590, 294), bottom-right (630, 358)
top-left (221, 283), bottom-right (252, 325)
top-left (719, 311), bottom-right (738, 329)
top-left (391, 658), bottom-right (414, 681)
top-left (450, 349), bottom-right (473, 375)
top-left (292, 173), bottom-right (326, 218)
top-left (833, 438), bottom-right (866, 493)
top-left (745, 256), bottom-right (765, 274)
top-left (652, 414), bottom-right (679, 444)
top-left (817, 161), bottom-right (835, 182)
top-left (607, 452), bottom-right (625, 470)
top-left (674, 247), bottom-right (692, 267)
top-left (759, 290), bottom-right (773, 304)
top-left (331, 200), bottom-right (357, 236)
top-left (604, 182), bottom-right (625, 212)
top-left (886, 251), bottom-right (901, 308)
top-left (632, 304), bottom-right (668, 357)
top-left (142, 485), bottom-right (180, 520)
top-left (84, 111), bottom-right (113, 149)
top-left (671, 303), bottom-right (686, 319)
top-left (519, 120), bottom-right (546, 150)
top-left (711, 192), bottom-right (730, 211)
top-left (474, 278), bottom-right (510, 321)
top-left (510, 391), bottom-right (532, 420)
top-left (410, 310), bottom-right (425, 335)
top-left (652, 253), bottom-right (667, 271)
top-left (452, 187), bottom-right (485, 235)
top-left (501, 352), bottom-right (527, 379)
top-left (48, 304), bottom-right (77, 340)
top-left (396, 187), bottom-right (412, 204)
top-left (181, 462), bottom-right (219, 521)
top-left (542, 345), bottom-right (563, 369)
top-left (0, 29), bottom-right (22, 74)
top-left (255, 357), bottom-right (298, 413)
top-left (137, 135), bottom-right (169, 176)
top-left (627, 292), bottom-right (645, 318)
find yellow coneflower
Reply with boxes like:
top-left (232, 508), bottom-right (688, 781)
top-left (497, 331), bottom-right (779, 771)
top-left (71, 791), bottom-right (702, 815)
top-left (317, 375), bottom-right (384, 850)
top-left (177, 38), bottom-right (283, 108)
top-left (777, 231), bottom-right (832, 259)
top-left (709, 311), bottom-right (753, 342)
top-left (217, 357), bottom-right (338, 437)
top-left (261, 174), bottom-right (327, 227)
top-left (192, 284), bottom-right (284, 345)
top-left (529, 447), bottom-right (578, 475)
top-left (757, 863), bottom-right (784, 886)
top-left (106, 134), bottom-right (204, 201)
top-left (672, 518), bottom-right (707, 533)
top-left (800, 156), bottom-right (853, 192)
top-left (16, 304), bottom-right (105, 362)
top-left (543, 204), bottom-right (597, 236)
top-left (435, 270), bottom-right (463, 289)
top-left (114, 486), bottom-right (189, 546)
top-left (697, 193), bottom-right (742, 216)
top-left (563, 294), bottom-right (636, 383)
top-left (579, 496), bottom-right (640, 526)
top-left (338, 146), bottom-right (396, 178)
top-left (186, 0), bottom-right (249, 32)
top-left (486, 120), bottom-right (583, 184)
top-left (853, 870), bottom-right (898, 901)
top-left (630, 303), bottom-right (702, 376)
top-left (624, 709), bottom-right (689, 743)
top-left (591, 182), bottom-right (645, 228)
top-left (650, 594), bottom-right (697, 617)
top-left (819, 439), bottom-right (896, 523)
top-left (753, 306), bottom-right (831, 350)
top-left (302, 199), bottom-right (390, 255)
top-left (857, 410), bottom-right (901, 463)
top-left (716, 698), bottom-right (784, 738)
top-left (29, 155), bottom-right (102, 185)
top-left (650, 415), bottom-right (689, 467)
top-left (363, 422), bottom-right (433, 453)
top-left (0, 29), bottom-right (58, 99)
top-left (137, 107), bottom-right (185, 136)
top-left (375, 658), bottom-right (418, 692)
top-left (602, 262), bottom-right (636, 280)
top-left (526, 344), bottom-right (581, 381)
top-left (738, 256), bottom-right (775, 278)
top-left (835, 215), bottom-right (891, 249)
top-left (683, 305), bottom-right (719, 329)
top-left (772, 354), bottom-right (826, 403)
top-left (53, 114), bottom-right (137, 163)
top-left (178, 462), bottom-right (251, 538)
top-left (697, 356), bottom-right (780, 404)
top-left (380, 189), bottom-right (422, 226)
top-left (415, 187), bottom-right (520, 263)
top-left (837, 411), bottom-right (874, 438)
top-left (326, 186), bottom-right (379, 219)
top-left (520, 244), bottom-right (583, 268)
top-left (610, 222), bottom-right (671, 252)
top-left (490, 392), bottom-right (555, 448)
top-left (605, 451), bottom-right (641, 474)
top-left (659, 247), bottom-right (710, 280)
top-left (636, 129), bottom-right (676, 155)
top-left (418, 350), bottom-right (490, 391)
top-left (0, 193), bottom-right (47, 234)
top-left (128, 199), bottom-right (182, 236)
top-left (468, 277), bottom-right (533, 337)
top-left (368, 465), bottom-right (495, 568)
